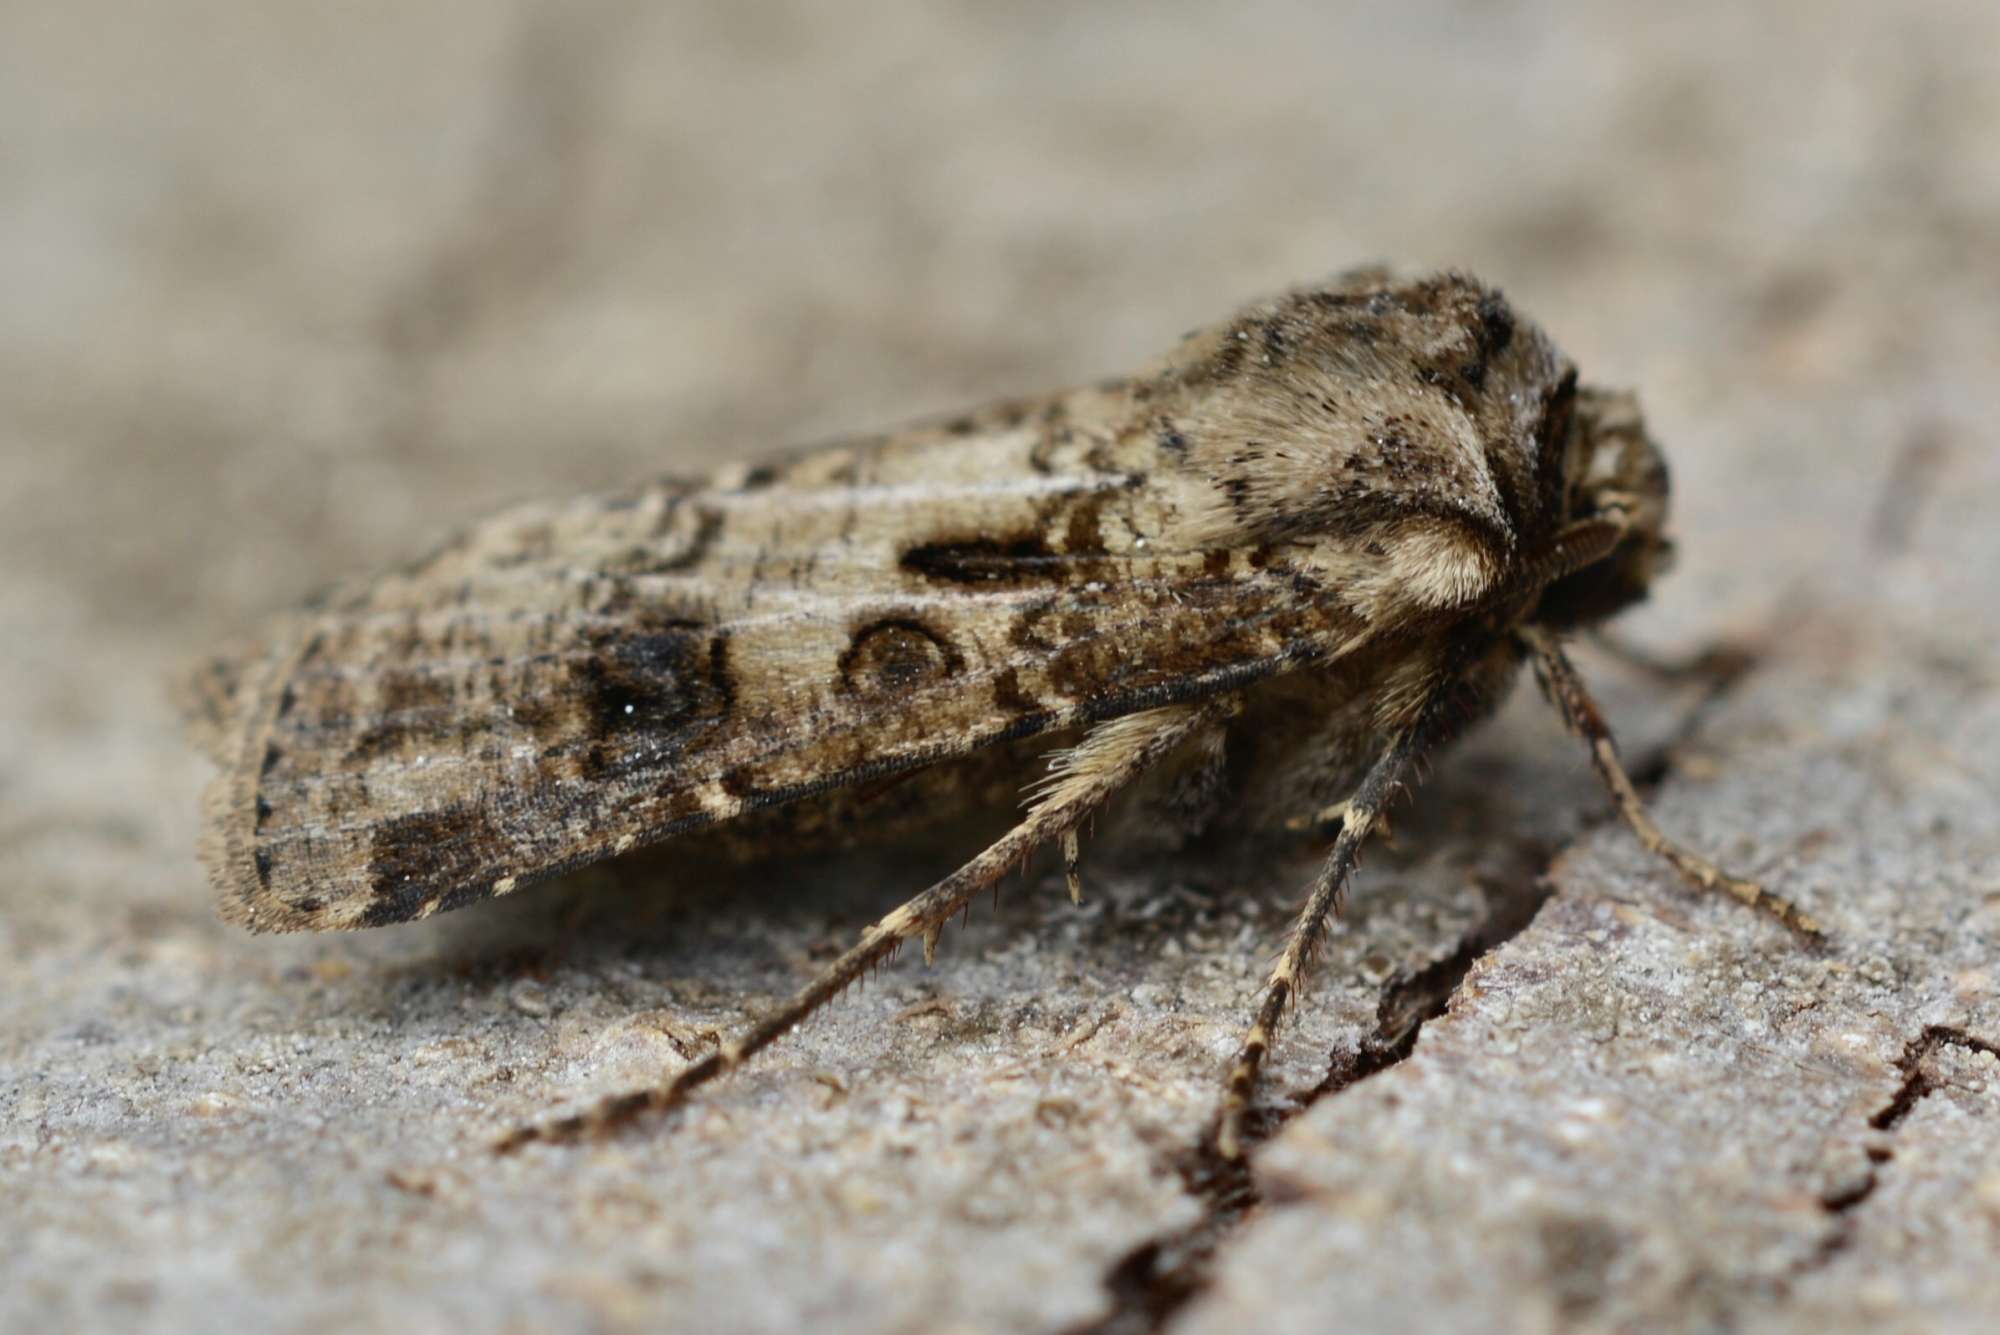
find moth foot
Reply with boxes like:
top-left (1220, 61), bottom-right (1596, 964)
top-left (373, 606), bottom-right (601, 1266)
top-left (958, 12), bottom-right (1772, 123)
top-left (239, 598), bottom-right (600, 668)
top-left (490, 1051), bottom-right (726, 1155)
top-left (491, 1087), bottom-right (671, 1155)
top-left (1654, 843), bottom-right (1824, 939)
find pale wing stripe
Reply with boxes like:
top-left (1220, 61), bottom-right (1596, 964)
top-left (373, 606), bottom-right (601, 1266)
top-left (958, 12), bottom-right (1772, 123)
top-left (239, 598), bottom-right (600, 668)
top-left (277, 571), bottom-right (1235, 684)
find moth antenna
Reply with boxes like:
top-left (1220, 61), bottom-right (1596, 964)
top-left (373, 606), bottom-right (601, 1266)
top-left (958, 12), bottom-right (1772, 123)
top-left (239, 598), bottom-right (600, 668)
top-left (495, 698), bottom-right (1238, 1154)
top-left (1518, 626), bottom-right (1820, 936)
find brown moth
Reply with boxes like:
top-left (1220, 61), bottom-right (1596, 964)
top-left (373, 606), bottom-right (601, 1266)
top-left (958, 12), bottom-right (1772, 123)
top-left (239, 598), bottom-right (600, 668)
top-left (192, 268), bottom-right (1815, 1159)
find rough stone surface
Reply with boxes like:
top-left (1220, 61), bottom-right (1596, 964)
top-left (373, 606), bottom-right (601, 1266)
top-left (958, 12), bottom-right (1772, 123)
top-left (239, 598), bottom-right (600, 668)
top-left (3, 3), bottom-right (1995, 1332)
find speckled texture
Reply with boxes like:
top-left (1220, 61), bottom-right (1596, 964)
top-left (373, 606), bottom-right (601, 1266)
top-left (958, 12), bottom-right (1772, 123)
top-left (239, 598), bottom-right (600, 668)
top-left (3, 2), bottom-right (1997, 1332)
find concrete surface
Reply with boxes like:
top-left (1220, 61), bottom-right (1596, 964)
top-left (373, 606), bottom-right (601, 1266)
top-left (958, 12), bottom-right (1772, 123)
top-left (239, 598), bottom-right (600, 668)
top-left (3, 2), bottom-right (1996, 1331)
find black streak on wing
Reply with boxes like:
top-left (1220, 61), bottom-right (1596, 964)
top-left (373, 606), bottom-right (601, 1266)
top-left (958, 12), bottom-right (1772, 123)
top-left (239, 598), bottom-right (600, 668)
top-left (899, 536), bottom-right (1069, 584)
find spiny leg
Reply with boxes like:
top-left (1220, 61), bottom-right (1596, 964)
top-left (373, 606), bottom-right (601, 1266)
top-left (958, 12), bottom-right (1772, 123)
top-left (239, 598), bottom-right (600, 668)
top-left (496, 697), bottom-right (1240, 1153)
top-left (1519, 625), bottom-right (1819, 936)
top-left (1061, 829), bottom-right (1083, 905)
top-left (1217, 711), bottom-right (1442, 1161)
top-left (1284, 798), bottom-right (1394, 844)
top-left (1059, 711), bottom-right (1230, 908)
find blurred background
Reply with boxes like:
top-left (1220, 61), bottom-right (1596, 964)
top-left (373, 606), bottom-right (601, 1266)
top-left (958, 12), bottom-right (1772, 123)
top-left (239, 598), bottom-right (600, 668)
top-left (6, 1), bottom-right (1993, 648)
top-left (4, 3), bottom-right (1996, 1331)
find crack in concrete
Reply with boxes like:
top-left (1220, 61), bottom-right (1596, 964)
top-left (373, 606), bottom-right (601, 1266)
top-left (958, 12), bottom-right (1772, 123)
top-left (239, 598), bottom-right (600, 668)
top-left (1793, 1024), bottom-right (2000, 1280)
top-left (1067, 858), bottom-right (1552, 1335)
top-left (1069, 644), bottom-right (1765, 1333)
top-left (1066, 1136), bottom-right (1256, 1335)
top-left (1868, 1024), bottom-right (2000, 1132)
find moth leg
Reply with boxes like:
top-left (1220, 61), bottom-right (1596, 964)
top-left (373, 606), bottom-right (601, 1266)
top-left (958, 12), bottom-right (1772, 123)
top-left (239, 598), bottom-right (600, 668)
top-left (495, 697), bottom-right (1240, 1154)
top-left (1519, 625), bottom-right (1819, 936)
top-left (1217, 718), bottom-right (1436, 1161)
top-left (1061, 830), bottom-right (1084, 905)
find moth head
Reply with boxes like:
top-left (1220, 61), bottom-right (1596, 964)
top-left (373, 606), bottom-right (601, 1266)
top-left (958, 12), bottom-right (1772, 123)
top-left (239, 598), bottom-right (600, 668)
top-left (1533, 386), bottom-right (1675, 628)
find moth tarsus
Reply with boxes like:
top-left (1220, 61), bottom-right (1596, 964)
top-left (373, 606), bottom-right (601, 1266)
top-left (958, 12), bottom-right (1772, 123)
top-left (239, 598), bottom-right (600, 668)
top-left (194, 267), bottom-right (1811, 1157)
top-left (1522, 626), bottom-right (1820, 939)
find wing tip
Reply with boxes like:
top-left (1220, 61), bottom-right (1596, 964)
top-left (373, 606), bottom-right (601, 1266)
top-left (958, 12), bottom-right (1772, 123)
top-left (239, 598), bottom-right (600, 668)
top-left (199, 759), bottom-right (325, 934)
top-left (194, 629), bottom-right (349, 936)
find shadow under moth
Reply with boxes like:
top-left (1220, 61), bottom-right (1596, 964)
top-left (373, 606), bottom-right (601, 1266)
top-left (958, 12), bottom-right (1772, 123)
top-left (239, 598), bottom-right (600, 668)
top-left (190, 268), bottom-right (1816, 1159)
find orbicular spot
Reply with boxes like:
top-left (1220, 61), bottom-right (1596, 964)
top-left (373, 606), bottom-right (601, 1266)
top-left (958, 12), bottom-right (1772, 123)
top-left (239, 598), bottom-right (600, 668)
top-left (839, 618), bottom-right (963, 696)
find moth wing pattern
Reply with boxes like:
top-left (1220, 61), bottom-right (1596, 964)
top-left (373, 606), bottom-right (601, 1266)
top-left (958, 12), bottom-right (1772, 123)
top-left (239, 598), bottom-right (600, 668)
top-left (204, 404), bottom-right (1377, 932)
top-left (204, 271), bottom-right (1600, 934)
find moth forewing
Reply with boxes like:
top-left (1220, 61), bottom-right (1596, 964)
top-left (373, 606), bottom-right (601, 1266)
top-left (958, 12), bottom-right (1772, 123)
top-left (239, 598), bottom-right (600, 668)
top-left (202, 418), bottom-right (1358, 934)
top-left (195, 268), bottom-right (1810, 1154)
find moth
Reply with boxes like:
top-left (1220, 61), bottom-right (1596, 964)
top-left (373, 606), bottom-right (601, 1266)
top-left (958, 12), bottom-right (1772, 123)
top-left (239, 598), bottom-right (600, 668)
top-left (191, 268), bottom-right (1814, 1159)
